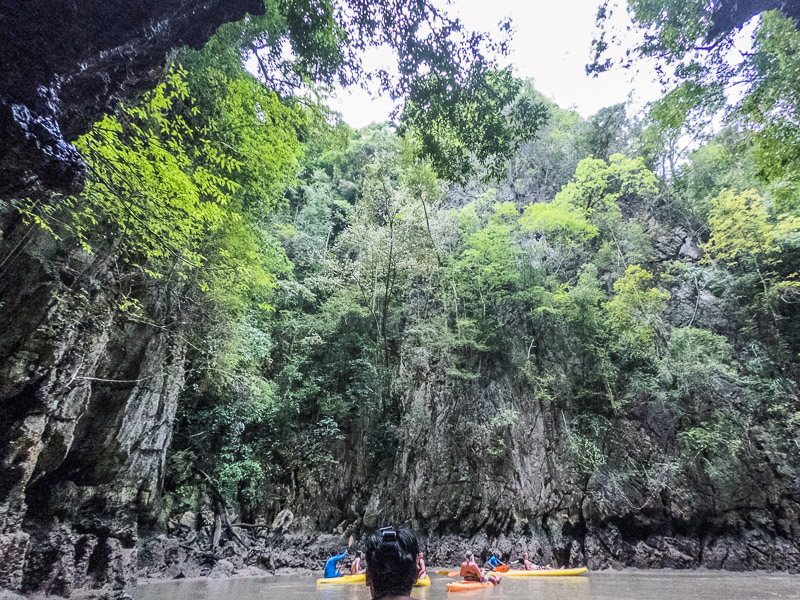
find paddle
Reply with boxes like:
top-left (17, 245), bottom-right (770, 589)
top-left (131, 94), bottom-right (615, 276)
top-left (436, 570), bottom-right (460, 577)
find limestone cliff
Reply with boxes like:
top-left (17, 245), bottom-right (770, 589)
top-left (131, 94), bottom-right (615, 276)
top-left (0, 0), bottom-right (263, 595)
top-left (231, 227), bottom-right (800, 574)
top-left (0, 210), bottom-right (188, 595)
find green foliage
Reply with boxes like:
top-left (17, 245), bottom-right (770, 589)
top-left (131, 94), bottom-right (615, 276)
top-left (583, 103), bottom-right (629, 160)
top-left (555, 154), bottom-right (658, 231)
top-left (666, 327), bottom-right (731, 381)
top-left (209, 0), bottom-right (548, 182)
top-left (706, 189), bottom-right (797, 263)
top-left (605, 265), bottom-right (669, 372)
top-left (737, 11), bottom-right (800, 200)
top-left (705, 189), bottom-right (800, 307)
top-left (70, 67), bottom-right (232, 274)
top-left (401, 69), bottom-right (548, 183)
top-left (519, 200), bottom-right (597, 246)
top-left (486, 408), bottom-right (520, 458)
top-left (591, 1), bottom-right (800, 183)
top-left (506, 86), bottom-right (592, 203)
top-left (16, 61), bottom-right (302, 326)
top-left (456, 203), bottom-right (520, 301)
top-left (32, 1), bottom-right (790, 523)
top-left (9, 0), bottom-right (800, 535)
top-left (678, 412), bottom-right (743, 461)
top-left (673, 137), bottom-right (756, 230)
top-left (566, 414), bottom-right (612, 473)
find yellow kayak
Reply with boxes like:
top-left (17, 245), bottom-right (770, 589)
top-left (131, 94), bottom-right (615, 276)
top-left (503, 567), bottom-right (588, 577)
top-left (317, 573), bottom-right (429, 586)
top-left (316, 573), bottom-right (366, 584)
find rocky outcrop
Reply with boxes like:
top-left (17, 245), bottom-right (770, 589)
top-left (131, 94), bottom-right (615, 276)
top-left (354, 357), bottom-right (800, 573)
top-left (235, 333), bottom-right (800, 574)
top-left (0, 211), bottom-right (187, 595)
top-left (1, 1), bottom-right (273, 596)
top-left (0, 0), bottom-right (264, 197)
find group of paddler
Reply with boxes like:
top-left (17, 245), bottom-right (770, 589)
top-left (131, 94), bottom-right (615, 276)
top-left (323, 542), bottom-right (428, 584)
top-left (319, 527), bottom-right (430, 596)
top-left (319, 526), bottom-right (585, 597)
top-left (454, 549), bottom-right (560, 587)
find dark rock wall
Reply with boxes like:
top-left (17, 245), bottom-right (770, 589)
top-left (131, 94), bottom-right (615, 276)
top-left (0, 1), bottom-right (265, 595)
top-left (0, 211), bottom-right (188, 595)
top-left (0, 0), bottom-right (264, 196)
top-left (340, 362), bottom-right (800, 572)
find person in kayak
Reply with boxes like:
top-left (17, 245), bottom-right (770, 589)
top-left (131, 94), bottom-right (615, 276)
top-left (324, 550), bottom-right (348, 578)
top-left (461, 551), bottom-right (501, 585)
top-left (521, 552), bottom-right (535, 570)
top-left (351, 550), bottom-right (366, 575)
top-left (486, 550), bottom-right (506, 571)
top-left (416, 551), bottom-right (427, 581)
top-left (364, 526), bottom-right (419, 600)
top-left (519, 552), bottom-right (552, 570)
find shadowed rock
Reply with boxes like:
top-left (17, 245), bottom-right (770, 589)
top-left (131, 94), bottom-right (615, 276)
top-left (0, 0), bottom-right (264, 197)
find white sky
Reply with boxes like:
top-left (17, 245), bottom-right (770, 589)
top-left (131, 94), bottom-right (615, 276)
top-left (329, 0), bottom-right (664, 127)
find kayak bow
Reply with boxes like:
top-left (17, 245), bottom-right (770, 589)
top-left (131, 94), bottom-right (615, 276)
top-left (503, 567), bottom-right (589, 577)
top-left (316, 573), bottom-right (366, 585)
top-left (414, 575), bottom-right (431, 587)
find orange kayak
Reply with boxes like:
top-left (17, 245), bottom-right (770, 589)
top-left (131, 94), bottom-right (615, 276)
top-left (447, 580), bottom-right (494, 593)
top-left (493, 565), bottom-right (509, 572)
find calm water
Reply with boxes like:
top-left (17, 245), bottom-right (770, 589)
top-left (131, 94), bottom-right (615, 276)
top-left (132, 570), bottom-right (800, 600)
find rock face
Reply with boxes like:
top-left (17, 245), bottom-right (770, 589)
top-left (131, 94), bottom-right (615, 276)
top-left (0, 1), bottom-right (268, 596)
top-left (0, 0), bottom-right (264, 197)
top-left (0, 209), bottom-right (188, 595)
top-left (250, 330), bottom-right (800, 574)
top-left (365, 361), bottom-right (799, 572)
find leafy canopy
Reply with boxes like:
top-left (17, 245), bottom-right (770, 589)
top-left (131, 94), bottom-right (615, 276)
top-left (210, 0), bottom-right (548, 183)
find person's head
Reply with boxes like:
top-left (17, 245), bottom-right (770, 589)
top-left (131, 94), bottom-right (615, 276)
top-left (465, 550), bottom-right (474, 562)
top-left (523, 552), bottom-right (529, 559)
top-left (365, 527), bottom-right (419, 598)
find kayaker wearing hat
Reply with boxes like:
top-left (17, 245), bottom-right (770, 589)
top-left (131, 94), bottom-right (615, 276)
top-left (364, 526), bottom-right (419, 599)
top-left (461, 550), bottom-right (501, 585)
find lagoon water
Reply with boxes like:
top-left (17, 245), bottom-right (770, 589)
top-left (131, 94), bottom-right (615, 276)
top-left (133, 570), bottom-right (800, 600)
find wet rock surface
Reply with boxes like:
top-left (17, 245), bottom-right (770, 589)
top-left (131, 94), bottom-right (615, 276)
top-left (1, 2), bottom-right (270, 596)
top-left (134, 522), bottom-right (800, 583)
top-left (0, 0), bottom-right (264, 196)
